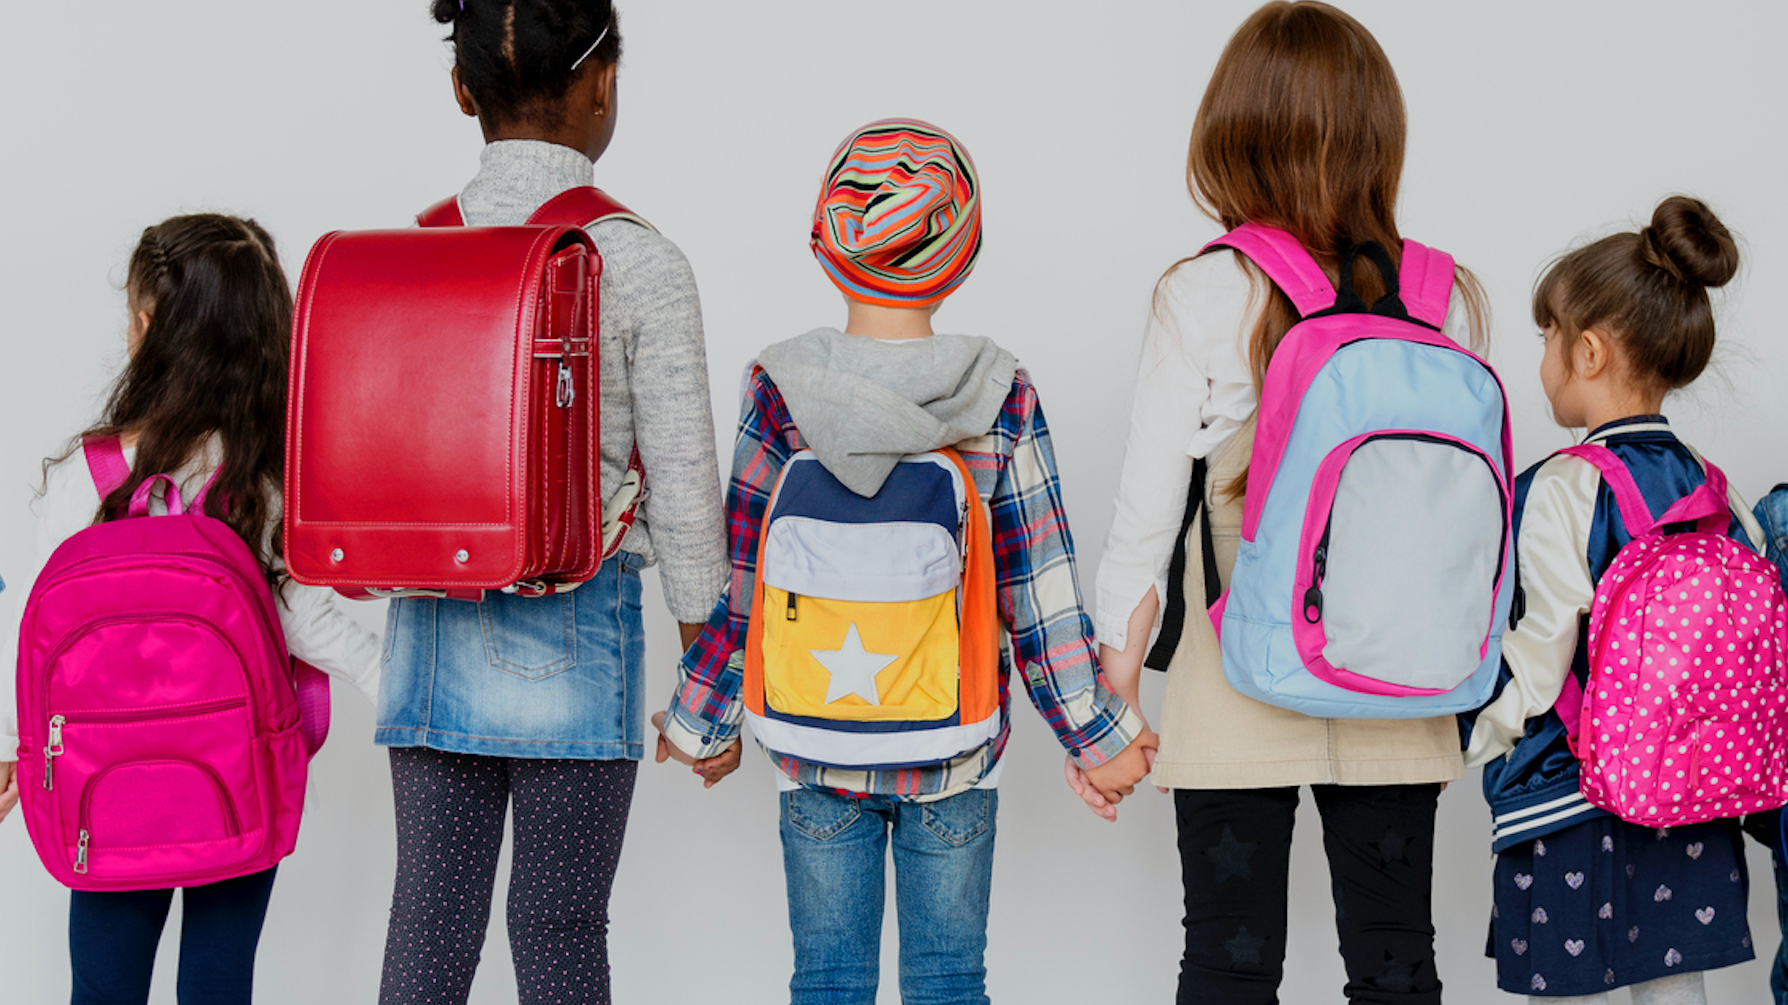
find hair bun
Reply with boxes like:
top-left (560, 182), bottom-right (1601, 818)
top-left (431, 0), bottom-right (461, 25)
top-left (1640, 195), bottom-right (1739, 289)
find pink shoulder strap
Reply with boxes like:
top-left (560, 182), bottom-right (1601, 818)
top-left (1559, 444), bottom-right (1731, 538)
top-left (1396, 239), bottom-right (1455, 329)
top-left (1200, 222), bottom-right (1337, 318)
top-left (83, 436), bottom-right (130, 496)
top-left (292, 661), bottom-right (330, 759)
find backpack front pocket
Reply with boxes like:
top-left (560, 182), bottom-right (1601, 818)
top-left (1292, 431), bottom-right (1508, 695)
top-left (759, 586), bottom-right (962, 723)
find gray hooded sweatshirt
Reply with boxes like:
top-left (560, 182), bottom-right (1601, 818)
top-left (756, 328), bottom-right (1019, 497)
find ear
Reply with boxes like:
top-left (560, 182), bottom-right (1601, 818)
top-left (1574, 327), bottom-right (1612, 380)
top-left (451, 66), bottom-right (479, 118)
top-left (592, 61), bottom-right (617, 118)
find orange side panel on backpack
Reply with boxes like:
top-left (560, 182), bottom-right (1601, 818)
top-left (943, 449), bottom-right (1000, 725)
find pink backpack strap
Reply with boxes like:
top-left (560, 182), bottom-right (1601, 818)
top-left (1397, 239), bottom-right (1456, 329)
top-left (83, 436), bottom-right (131, 500)
top-left (1559, 445), bottom-right (1732, 537)
top-left (1200, 222), bottom-right (1337, 318)
top-left (416, 196), bottom-right (464, 228)
top-left (1556, 671), bottom-right (1587, 747)
top-left (292, 661), bottom-right (331, 758)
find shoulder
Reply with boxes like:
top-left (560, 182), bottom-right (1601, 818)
top-left (1154, 248), bottom-right (1256, 316)
top-left (36, 451), bottom-right (102, 548)
top-left (587, 219), bottom-right (695, 284)
top-left (1514, 451), bottom-right (1602, 537)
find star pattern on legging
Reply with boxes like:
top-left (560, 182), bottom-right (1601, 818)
top-left (1225, 925), bottom-right (1266, 966)
top-left (1374, 950), bottom-right (1421, 993)
top-left (1377, 827), bottom-right (1410, 867)
top-left (1204, 825), bottom-right (1258, 884)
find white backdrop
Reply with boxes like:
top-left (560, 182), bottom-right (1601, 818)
top-left (2, 2), bottom-right (1785, 1002)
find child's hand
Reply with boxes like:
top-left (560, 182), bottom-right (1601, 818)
top-left (651, 712), bottom-right (743, 788)
top-left (1083, 731), bottom-right (1159, 809)
top-left (0, 761), bottom-right (17, 824)
top-left (1064, 755), bottom-right (1116, 822)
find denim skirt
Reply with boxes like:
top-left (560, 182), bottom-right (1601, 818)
top-left (374, 551), bottom-right (646, 760)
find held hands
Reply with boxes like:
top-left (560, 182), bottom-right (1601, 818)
top-left (1064, 730), bottom-right (1160, 823)
top-left (0, 761), bottom-right (18, 825)
top-left (650, 711), bottom-right (742, 789)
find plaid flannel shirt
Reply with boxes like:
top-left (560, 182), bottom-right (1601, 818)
top-left (661, 365), bottom-right (1143, 799)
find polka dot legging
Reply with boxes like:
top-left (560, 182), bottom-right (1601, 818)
top-left (378, 747), bottom-right (639, 1005)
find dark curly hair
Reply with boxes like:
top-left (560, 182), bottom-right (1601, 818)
top-left (432, 0), bottom-right (622, 127)
top-left (59, 214), bottom-right (293, 588)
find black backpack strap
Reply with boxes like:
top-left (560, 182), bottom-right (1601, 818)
top-left (1145, 457), bottom-right (1221, 671)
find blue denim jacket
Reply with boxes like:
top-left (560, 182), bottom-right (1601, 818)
top-left (1754, 484), bottom-right (1788, 596)
top-left (375, 551), bottom-right (647, 760)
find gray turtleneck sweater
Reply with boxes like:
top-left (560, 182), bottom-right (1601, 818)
top-left (458, 140), bottom-right (726, 622)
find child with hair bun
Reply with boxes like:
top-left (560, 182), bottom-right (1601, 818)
top-left (1464, 195), bottom-right (1764, 1004)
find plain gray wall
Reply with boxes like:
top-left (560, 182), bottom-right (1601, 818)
top-left (2, 1), bottom-right (1784, 1002)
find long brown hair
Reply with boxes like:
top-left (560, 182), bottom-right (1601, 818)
top-left (1534, 195), bottom-right (1738, 391)
top-left (56, 214), bottom-right (293, 586)
top-left (1174, 1), bottom-right (1488, 396)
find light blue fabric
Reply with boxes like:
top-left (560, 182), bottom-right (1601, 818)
top-left (780, 787), bottom-right (996, 1005)
top-left (1222, 329), bottom-right (1513, 718)
top-left (375, 551), bottom-right (646, 759)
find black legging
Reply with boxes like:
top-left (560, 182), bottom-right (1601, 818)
top-left (1176, 784), bottom-right (1444, 1005)
top-left (379, 748), bottom-right (638, 1005)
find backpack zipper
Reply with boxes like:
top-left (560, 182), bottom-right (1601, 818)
top-left (42, 697), bottom-right (248, 792)
top-left (786, 592), bottom-right (799, 621)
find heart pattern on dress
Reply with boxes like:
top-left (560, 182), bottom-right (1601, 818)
top-left (1626, 864), bottom-right (1638, 879)
top-left (1599, 902), bottom-right (1613, 920)
top-left (1629, 926), bottom-right (1641, 943)
top-left (1512, 938), bottom-right (1529, 956)
top-left (1654, 885), bottom-right (1673, 902)
top-left (1686, 842), bottom-right (1704, 860)
top-left (1665, 948), bottom-right (1683, 967)
top-left (1531, 974), bottom-right (1548, 992)
top-left (1602, 835), bottom-right (1615, 852)
top-left (1731, 869), bottom-right (1743, 883)
top-left (1565, 939), bottom-right (1585, 956)
top-left (1532, 907), bottom-right (1550, 924)
top-left (1535, 839), bottom-right (1548, 857)
top-left (1514, 873), bottom-right (1534, 890)
top-left (1565, 872), bottom-right (1585, 890)
top-left (1697, 908), bottom-right (1716, 925)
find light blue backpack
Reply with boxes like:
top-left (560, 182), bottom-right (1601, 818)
top-left (1211, 224), bottom-right (1515, 718)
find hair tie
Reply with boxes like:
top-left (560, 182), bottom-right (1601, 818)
top-left (570, 23), bottom-right (610, 71)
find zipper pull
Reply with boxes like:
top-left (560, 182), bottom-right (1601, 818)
top-left (43, 715), bottom-right (65, 791)
top-left (1313, 545), bottom-right (1328, 582)
top-left (786, 592), bottom-right (799, 622)
top-left (74, 829), bottom-right (90, 874)
top-left (556, 362), bottom-right (576, 408)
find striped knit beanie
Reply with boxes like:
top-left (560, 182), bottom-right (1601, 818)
top-left (810, 119), bottom-right (981, 307)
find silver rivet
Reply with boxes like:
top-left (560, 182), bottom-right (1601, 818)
top-left (455, 549), bottom-right (470, 563)
top-left (331, 548), bottom-right (344, 562)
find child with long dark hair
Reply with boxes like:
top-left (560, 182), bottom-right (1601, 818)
top-left (0, 213), bottom-right (382, 1004)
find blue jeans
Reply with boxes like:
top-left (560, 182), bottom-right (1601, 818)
top-left (68, 866), bottom-right (278, 1005)
top-left (780, 787), bottom-right (997, 1005)
top-left (376, 551), bottom-right (647, 759)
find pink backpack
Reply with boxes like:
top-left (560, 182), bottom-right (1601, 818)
top-left (1556, 444), bottom-right (1788, 827)
top-left (14, 439), bottom-right (328, 890)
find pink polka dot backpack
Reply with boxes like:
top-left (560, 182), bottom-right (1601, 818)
top-left (1555, 444), bottom-right (1788, 827)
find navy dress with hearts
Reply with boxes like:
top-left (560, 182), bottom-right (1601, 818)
top-left (1490, 816), bottom-right (1752, 996)
top-left (1466, 419), bottom-right (1766, 996)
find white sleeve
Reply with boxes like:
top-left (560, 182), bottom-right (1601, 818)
top-left (3, 458), bottom-right (103, 761)
top-left (1093, 254), bottom-right (1255, 652)
top-left (277, 580), bottom-right (382, 708)
top-left (1465, 456), bottom-right (1600, 767)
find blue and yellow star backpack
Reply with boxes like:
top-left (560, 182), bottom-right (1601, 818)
top-left (743, 447), bottom-right (1000, 769)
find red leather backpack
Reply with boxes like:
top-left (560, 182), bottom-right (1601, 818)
top-left (285, 188), bottom-right (647, 599)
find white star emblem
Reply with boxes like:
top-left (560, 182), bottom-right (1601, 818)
top-left (810, 623), bottom-right (897, 706)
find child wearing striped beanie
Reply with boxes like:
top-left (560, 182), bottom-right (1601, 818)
top-left (810, 118), bottom-right (982, 307)
top-left (656, 116), bottom-right (1155, 1003)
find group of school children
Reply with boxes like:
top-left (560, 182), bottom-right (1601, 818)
top-left (1, 2), bottom-right (1786, 1004)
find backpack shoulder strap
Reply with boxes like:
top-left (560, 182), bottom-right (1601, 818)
top-left (526, 186), bottom-right (656, 232)
top-left (82, 436), bottom-right (130, 496)
top-left (1397, 239), bottom-right (1456, 329)
top-left (1560, 444), bottom-right (1732, 538)
top-left (1144, 457), bottom-right (1219, 672)
top-left (1200, 222), bottom-right (1336, 318)
top-left (416, 196), bottom-right (465, 228)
